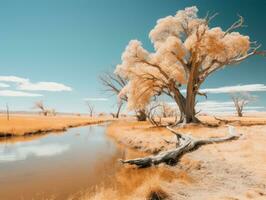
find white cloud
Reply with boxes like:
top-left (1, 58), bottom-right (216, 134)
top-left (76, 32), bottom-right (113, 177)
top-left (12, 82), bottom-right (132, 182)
top-left (0, 90), bottom-right (42, 97)
top-left (197, 101), bottom-right (265, 114)
top-left (18, 82), bottom-right (72, 91)
top-left (0, 76), bottom-right (28, 83)
top-left (200, 84), bottom-right (266, 94)
top-left (167, 100), bottom-right (265, 115)
top-left (0, 83), bottom-right (10, 88)
top-left (0, 75), bottom-right (72, 92)
top-left (84, 97), bottom-right (108, 101)
top-left (180, 84), bottom-right (266, 94)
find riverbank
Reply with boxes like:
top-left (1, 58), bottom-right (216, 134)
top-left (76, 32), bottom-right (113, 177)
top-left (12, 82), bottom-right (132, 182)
top-left (91, 118), bottom-right (266, 200)
top-left (0, 114), bottom-right (112, 137)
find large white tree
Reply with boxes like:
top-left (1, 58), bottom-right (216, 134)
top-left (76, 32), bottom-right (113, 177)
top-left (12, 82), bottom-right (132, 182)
top-left (115, 6), bottom-right (265, 124)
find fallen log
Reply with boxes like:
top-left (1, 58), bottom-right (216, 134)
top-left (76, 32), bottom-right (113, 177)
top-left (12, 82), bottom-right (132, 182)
top-left (120, 125), bottom-right (241, 168)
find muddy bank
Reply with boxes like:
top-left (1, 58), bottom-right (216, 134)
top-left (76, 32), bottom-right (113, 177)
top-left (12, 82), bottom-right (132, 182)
top-left (103, 120), bottom-right (266, 200)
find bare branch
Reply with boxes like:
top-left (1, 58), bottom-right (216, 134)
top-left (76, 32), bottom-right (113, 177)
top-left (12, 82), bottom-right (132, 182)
top-left (224, 15), bottom-right (246, 36)
top-left (205, 11), bottom-right (219, 24)
top-left (197, 91), bottom-right (208, 99)
top-left (99, 71), bottom-right (128, 102)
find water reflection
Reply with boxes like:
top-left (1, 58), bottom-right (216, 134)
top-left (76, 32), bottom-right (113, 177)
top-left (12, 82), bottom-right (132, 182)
top-left (0, 124), bottom-right (123, 200)
top-left (0, 141), bottom-right (69, 163)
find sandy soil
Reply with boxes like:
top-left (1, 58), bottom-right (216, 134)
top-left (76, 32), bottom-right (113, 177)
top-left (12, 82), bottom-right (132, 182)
top-left (88, 117), bottom-right (266, 200)
top-left (0, 114), bottom-right (112, 137)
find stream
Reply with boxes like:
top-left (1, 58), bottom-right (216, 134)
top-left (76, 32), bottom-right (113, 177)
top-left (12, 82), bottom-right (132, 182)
top-left (0, 124), bottom-right (125, 200)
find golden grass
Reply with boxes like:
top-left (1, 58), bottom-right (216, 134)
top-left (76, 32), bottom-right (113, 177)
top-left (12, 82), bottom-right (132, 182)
top-left (145, 186), bottom-right (169, 200)
top-left (86, 166), bottom-right (175, 200)
top-left (85, 159), bottom-right (196, 200)
top-left (0, 114), bottom-right (111, 137)
top-left (92, 117), bottom-right (266, 200)
top-left (107, 120), bottom-right (173, 154)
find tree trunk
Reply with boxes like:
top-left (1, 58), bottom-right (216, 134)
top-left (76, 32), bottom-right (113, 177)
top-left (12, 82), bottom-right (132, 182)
top-left (184, 92), bottom-right (199, 123)
top-left (115, 102), bottom-right (123, 118)
top-left (136, 109), bottom-right (147, 121)
top-left (171, 87), bottom-right (199, 124)
top-left (169, 81), bottom-right (186, 123)
top-left (236, 106), bottom-right (243, 117)
top-left (184, 61), bottom-right (200, 124)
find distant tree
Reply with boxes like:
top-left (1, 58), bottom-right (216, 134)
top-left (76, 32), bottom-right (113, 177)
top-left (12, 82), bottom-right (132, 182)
top-left (160, 102), bottom-right (176, 118)
top-left (6, 103), bottom-right (10, 121)
top-left (49, 108), bottom-right (56, 116)
top-left (98, 112), bottom-right (106, 117)
top-left (34, 101), bottom-right (48, 116)
top-left (86, 101), bottom-right (94, 117)
top-left (115, 6), bottom-right (265, 124)
top-left (146, 102), bottom-right (178, 127)
top-left (231, 92), bottom-right (256, 117)
top-left (34, 101), bottom-right (56, 116)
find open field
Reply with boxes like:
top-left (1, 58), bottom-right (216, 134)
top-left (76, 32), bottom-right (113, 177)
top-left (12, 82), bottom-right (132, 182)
top-left (86, 116), bottom-right (266, 200)
top-left (0, 114), bottom-right (112, 137)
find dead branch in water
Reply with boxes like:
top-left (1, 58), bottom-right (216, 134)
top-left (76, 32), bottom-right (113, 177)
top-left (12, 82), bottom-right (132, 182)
top-left (120, 125), bottom-right (241, 168)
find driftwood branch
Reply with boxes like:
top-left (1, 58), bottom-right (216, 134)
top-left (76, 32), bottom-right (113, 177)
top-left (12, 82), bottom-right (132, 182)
top-left (120, 125), bottom-right (241, 167)
top-left (214, 116), bottom-right (241, 125)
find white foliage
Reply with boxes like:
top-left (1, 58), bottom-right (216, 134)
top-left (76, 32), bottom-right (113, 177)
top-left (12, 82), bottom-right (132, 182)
top-left (115, 6), bottom-right (252, 111)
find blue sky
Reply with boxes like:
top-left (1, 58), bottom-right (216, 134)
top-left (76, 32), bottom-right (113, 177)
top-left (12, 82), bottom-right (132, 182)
top-left (0, 0), bottom-right (265, 114)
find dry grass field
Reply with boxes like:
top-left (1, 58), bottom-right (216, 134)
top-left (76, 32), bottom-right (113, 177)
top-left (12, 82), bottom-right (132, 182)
top-left (87, 116), bottom-right (266, 200)
top-left (0, 114), bottom-right (111, 137)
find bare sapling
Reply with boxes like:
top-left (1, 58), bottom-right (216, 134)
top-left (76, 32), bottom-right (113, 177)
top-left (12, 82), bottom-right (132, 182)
top-left (34, 101), bottom-right (48, 116)
top-left (231, 92), bottom-right (256, 117)
top-left (86, 101), bottom-right (94, 117)
top-left (6, 103), bottom-right (10, 121)
top-left (146, 102), bottom-right (178, 127)
top-left (34, 101), bottom-right (56, 116)
top-left (49, 108), bottom-right (57, 116)
top-left (160, 102), bottom-right (176, 118)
